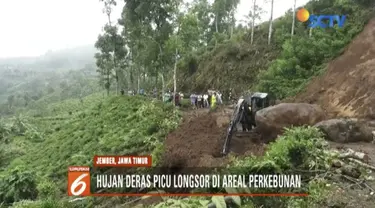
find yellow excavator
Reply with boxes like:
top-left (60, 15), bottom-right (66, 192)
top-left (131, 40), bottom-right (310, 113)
top-left (222, 92), bottom-right (275, 155)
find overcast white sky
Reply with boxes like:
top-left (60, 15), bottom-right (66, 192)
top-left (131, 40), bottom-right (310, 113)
top-left (0, 0), bottom-right (309, 58)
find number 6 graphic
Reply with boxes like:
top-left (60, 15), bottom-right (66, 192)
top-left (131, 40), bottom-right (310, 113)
top-left (70, 173), bottom-right (89, 196)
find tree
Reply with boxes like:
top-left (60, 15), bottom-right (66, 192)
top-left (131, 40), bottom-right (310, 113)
top-left (95, 37), bottom-right (113, 95)
top-left (191, 0), bottom-right (212, 46)
top-left (119, 0), bottom-right (181, 95)
top-left (211, 0), bottom-right (240, 45)
top-left (245, 0), bottom-right (264, 44)
top-left (251, 0), bottom-right (257, 44)
top-left (95, 0), bottom-right (126, 95)
top-left (228, 0), bottom-right (240, 39)
top-left (268, 0), bottom-right (274, 45)
top-left (291, 0), bottom-right (297, 38)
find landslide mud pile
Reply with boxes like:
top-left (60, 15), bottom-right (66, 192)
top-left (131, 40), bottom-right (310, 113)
top-left (292, 18), bottom-right (375, 118)
top-left (161, 109), bottom-right (265, 168)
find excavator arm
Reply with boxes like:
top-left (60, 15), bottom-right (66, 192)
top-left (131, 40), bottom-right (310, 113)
top-left (222, 99), bottom-right (246, 155)
top-left (222, 92), bottom-right (272, 155)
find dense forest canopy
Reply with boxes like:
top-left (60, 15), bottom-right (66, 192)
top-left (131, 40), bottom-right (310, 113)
top-left (94, 0), bottom-right (374, 99)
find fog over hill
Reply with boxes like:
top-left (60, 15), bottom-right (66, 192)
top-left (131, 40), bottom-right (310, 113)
top-left (0, 44), bottom-right (97, 71)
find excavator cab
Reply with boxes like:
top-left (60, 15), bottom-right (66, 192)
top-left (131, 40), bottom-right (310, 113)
top-left (249, 93), bottom-right (271, 117)
top-left (222, 92), bottom-right (274, 155)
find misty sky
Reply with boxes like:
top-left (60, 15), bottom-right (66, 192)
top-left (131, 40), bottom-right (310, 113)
top-left (0, 0), bottom-right (309, 58)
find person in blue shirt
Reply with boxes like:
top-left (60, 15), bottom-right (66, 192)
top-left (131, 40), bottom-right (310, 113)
top-left (190, 93), bottom-right (197, 109)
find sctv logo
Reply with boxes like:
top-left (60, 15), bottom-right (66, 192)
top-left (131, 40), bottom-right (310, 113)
top-left (297, 8), bottom-right (346, 28)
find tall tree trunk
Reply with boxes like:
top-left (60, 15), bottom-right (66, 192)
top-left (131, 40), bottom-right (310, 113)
top-left (215, 13), bottom-right (219, 33)
top-left (129, 50), bottom-right (134, 90)
top-left (106, 75), bottom-right (110, 96)
top-left (268, 0), bottom-right (274, 45)
top-left (309, 8), bottom-right (313, 37)
top-left (155, 72), bottom-right (158, 88)
top-left (160, 72), bottom-right (165, 101)
top-left (142, 68), bottom-right (146, 85)
top-left (215, 13), bottom-right (218, 46)
top-left (129, 66), bottom-right (133, 90)
top-left (107, 11), bottom-right (115, 95)
top-left (116, 75), bottom-right (119, 94)
top-left (291, 0), bottom-right (297, 38)
top-left (157, 43), bottom-right (163, 97)
top-left (114, 58), bottom-right (119, 95)
top-left (230, 5), bottom-right (234, 38)
top-left (173, 48), bottom-right (178, 106)
top-left (251, 0), bottom-right (256, 45)
top-left (137, 68), bottom-right (140, 94)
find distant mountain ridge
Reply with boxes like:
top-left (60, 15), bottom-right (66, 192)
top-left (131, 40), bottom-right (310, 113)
top-left (0, 44), bottom-right (98, 71)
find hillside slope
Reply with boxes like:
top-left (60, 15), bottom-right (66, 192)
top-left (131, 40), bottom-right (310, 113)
top-left (0, 95), bottom-right (180, 203)
top-left (179, 0), bottom-right (374, 100)
top-left (177, 20), bottom-right (289, 94)
top-left (293, 17), bottom-right (375, 118)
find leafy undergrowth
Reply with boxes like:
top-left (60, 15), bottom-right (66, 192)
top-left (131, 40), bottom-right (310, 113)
top-left (255, 1), bottom-right (373, 99)
top-left (178, 24), bottom-right (280, 94)
top-left (4, 126), bottom-right (373, 208)
top-left (137, 127), bottom-right (351, 208)
top-left (178, 0), bottom-right (374, 99)
top-left (0, 95), bottom-right (181, 206)
top-left (23, 92), bottom-right (106, 117)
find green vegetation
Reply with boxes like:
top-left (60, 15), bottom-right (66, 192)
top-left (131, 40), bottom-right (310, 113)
top-left (0, 125), bottom-right (341, 208)
top-left (142, 127), bottom-right (336, 208)
top-left (0, 94), bottom-right (180, 207)
top-left (255, 0), bottom-right (373, 98)
top-left (93, 0), bottom-right (374, 99)
top-left (1, 0), bottom-right (375, 207)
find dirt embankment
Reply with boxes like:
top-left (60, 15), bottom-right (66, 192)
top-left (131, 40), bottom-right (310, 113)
top-left (161, 108), bottom-right (265, 168)
top-left (291, 18), bottom-right (375, 119)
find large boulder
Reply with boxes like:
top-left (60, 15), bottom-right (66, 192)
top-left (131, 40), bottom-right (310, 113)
top-left (255, 103), bottom-right (325, 142)
top-left (314, 118), bottom-right (374, 143)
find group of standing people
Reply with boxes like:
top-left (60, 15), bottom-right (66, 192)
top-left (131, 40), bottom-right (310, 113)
top-left (120, 89), bottom-right (146, 96)
top-left (163, 90), bottom-right (183, 106)
top-left (120, 87), bottom-right (228, 110)
top-left (190, 91), bottom-right (223, 109)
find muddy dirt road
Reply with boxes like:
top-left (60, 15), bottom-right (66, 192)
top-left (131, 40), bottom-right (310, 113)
top-left (162, 106), bottom-right (375, 168)
top-left (161, 107), bottom-right (265, 168)
top-left (136, 106), bottom-right (375, 207)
